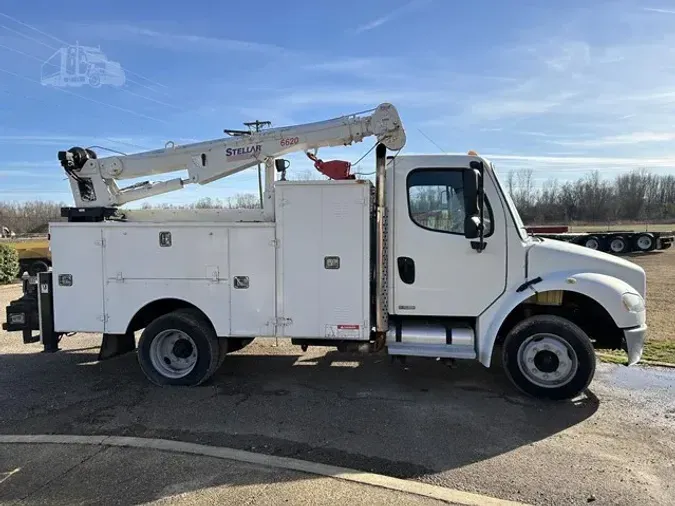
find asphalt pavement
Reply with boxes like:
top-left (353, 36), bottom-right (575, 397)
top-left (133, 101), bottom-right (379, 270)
top-left (0, 442), bottom-right (457, 505)
top-left (0, 330), bottom-right (673, 505)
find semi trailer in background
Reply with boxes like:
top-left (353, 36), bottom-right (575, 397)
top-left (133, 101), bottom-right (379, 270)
top-left (526, 226), bottom-right (673, 255)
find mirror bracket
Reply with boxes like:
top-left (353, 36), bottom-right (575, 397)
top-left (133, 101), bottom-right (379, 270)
top-left (470, 240), bottom-right (487, 252)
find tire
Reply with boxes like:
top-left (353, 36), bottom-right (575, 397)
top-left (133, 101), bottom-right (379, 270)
top-left (27, 260), bottom-right (50, 276)
top-left (582, 236), bottom-right (601, 251)
top-left (608, 235), bottom-right (629, 254)
top-left (137, 308), bottom-right (219, 386)
top-left (634, 233), bottom-right (655, 252)
top-left (88, 71), bottom-right (102, 88)
top-left (502, 315), bottom-right (596, 400)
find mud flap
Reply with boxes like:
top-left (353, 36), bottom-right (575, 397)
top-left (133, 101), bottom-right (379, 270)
top-left (98, 332), bottom-right (136, 361)
top-left (37, 271), bottom-right (60, 353)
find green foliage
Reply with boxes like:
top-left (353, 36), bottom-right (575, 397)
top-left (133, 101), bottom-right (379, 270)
top-left (0, 243), bottom-right (19, 284)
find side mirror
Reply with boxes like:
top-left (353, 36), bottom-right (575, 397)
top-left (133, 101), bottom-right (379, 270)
top-left (464, 215), bottom-right (481, 239)
top-left (275, 159), bottom-right (290, 172)
top-left (463, 167), bottom-right (481, 239)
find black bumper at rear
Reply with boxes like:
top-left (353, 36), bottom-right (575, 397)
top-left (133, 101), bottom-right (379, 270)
top-left (3, 275), bottom-right (40, 342)
top-left (3, 272), bottom-right (59, 350)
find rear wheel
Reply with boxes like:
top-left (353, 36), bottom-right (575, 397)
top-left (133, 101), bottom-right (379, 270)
top-left (502, 315), bottom-right (596, 400)
top-left (138, 309), bottom-right (219, 386)
top-left (582, 236), bottom-right (601, 250)
top-left (634, 233), bottom-right (655, 252)
top-left (608, 235), bottom-right (629, 254)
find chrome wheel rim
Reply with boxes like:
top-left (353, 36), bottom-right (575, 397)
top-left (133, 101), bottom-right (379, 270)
top-left (517, 333), bottom-right (578, 388)
top-left (149, 329), bottom-right (198, 379)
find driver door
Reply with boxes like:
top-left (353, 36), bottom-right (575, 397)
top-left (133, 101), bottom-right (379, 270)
top-left (391, 157), bottom-right (507, 317)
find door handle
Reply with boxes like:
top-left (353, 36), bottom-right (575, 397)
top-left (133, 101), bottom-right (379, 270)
top-left (397, 256), bottom-right (415, 284)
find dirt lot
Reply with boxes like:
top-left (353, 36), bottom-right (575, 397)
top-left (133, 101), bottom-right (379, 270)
top-left (625, 250), bottom-right (674, 342)
top-left (598, 250), bottom-right (675, 364)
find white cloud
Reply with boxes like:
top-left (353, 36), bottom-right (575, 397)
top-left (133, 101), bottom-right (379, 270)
top-left (84, 23), bottom-right (288, 55)
top-left (307, 58), bottom-right (384, 72)
top-left (353, 0), bottom-right (431, 33)
top-left (550, 132), bottom-right (675, 147)
top-left (466, 93), bottom-right (577, 121)
top-left (486, 153), bottom-right (675, 170)
top-left (0, 135), bottom-right (79, 146)
top-left (266, 87), bottom-right (453, 109)
top-left (643, 7), bottom-right (675, 15)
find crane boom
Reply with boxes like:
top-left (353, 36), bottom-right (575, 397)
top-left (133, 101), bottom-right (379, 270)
top-left (58, 103), bottom-right (406, 208)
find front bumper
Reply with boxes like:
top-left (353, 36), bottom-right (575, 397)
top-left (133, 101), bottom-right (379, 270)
top-left (623, 324), bottom-right (647, 365)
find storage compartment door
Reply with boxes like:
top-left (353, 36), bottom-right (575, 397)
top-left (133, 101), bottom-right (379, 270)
top-left (51, 225), bottom-right (105, 333)
top-left (229, 226), bottom-right (276, 337)
top-left (276, 182), bottom-right (370, 340)
top-left (102, 225), bottom-right (231, 336)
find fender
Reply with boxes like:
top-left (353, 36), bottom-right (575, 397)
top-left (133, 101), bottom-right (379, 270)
top-left (106, 292), bottom-right (229, 337)
top-left (477, 271), bottom-right (645, 367)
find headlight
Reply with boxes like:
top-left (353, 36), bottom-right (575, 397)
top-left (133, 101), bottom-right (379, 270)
top-left (622, 292), bottom-right (645, 313)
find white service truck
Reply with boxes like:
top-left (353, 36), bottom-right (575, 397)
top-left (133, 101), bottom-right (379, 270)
top-left (3, 103), bottom-right (647, 400)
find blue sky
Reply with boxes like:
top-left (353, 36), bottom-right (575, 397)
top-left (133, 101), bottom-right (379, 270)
top-left (2, 0), bottom-right (675, 205)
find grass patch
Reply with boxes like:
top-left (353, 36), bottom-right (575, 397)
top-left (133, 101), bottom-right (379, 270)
top-left (597, 339), bottom-right (675, 366)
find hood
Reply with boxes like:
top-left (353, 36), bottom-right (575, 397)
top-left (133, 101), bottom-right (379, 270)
top-left (527, 238), bottom-right (646, 298)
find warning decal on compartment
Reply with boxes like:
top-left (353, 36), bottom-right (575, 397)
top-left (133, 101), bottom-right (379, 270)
top-left (325, 324), bottom-right (361, 339)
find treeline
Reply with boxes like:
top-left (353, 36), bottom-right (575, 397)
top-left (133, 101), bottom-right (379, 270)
top-left (0, 201), bottom-right (63, 234)
top-left (139, 193), bottom-right (261, 211)
top-left (0, 194), bottom-right (261, 234)
top-left (508, 168), bottom-right (675, 224)
top-left (3, 169), bottom-right (675, 233)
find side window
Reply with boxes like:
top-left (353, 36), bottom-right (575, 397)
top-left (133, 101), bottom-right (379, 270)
top-left (407, 169), bottom-right (493, 236)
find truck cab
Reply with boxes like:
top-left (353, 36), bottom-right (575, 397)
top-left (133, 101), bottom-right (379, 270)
top-left (385, 153), bottom-right (646, 398)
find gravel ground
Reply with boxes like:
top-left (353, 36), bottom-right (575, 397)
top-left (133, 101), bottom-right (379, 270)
top-left (1, 281), bottom-right (674, 506)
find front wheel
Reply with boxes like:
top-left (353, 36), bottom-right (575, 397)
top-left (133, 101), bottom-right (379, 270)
top-left (502, 315), bottom-right (596, 400)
